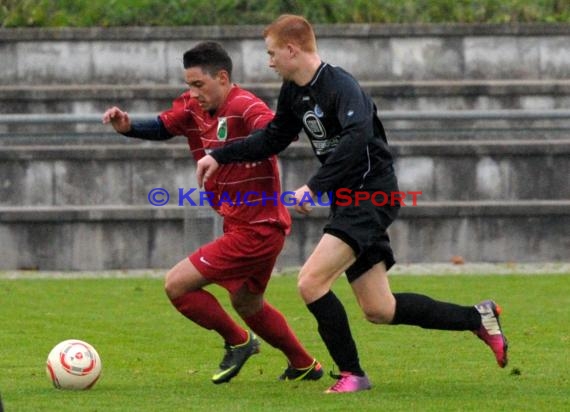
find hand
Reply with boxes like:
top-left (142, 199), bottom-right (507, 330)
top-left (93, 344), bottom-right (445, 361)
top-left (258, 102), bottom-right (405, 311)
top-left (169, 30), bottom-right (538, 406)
top-left (293, 184), bottom-right (315, 215)
top-left (102, 106), bottom-right (131, 133)
top-left (196, 155), bottom-right (220, 188)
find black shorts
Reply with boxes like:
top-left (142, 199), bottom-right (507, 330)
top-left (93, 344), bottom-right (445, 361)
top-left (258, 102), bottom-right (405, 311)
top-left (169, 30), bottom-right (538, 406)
top-left (323, 173), bottom-right (400, 283)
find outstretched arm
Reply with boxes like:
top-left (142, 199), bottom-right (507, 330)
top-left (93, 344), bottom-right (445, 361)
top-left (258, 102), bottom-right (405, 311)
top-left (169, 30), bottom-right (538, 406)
top-left (196, 126), bottom-right (295, 187)
top-left (210, 127), bottom-right (291, 163)
top-left (102, 106), bottom-right (173, 141)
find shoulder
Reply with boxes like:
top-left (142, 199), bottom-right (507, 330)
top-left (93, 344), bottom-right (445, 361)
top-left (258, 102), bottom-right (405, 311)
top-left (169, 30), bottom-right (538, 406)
top-left (172, 90), bottom-right (200, 110)
top-left (228, 86), bottom-right (263, 103)
top-left (226, 86), bottom-right (271, 113)
top-left (320, 63), bottom-right (359, 88)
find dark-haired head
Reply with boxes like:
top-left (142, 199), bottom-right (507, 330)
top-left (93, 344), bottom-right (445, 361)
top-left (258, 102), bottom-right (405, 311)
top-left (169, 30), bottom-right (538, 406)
top-left (183, 42), bottom-right (233, 80)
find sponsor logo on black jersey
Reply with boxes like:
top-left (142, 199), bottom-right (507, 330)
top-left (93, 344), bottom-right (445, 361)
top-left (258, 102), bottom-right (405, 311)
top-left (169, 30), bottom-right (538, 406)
top-left (302, 111), bottom-right (326, 139)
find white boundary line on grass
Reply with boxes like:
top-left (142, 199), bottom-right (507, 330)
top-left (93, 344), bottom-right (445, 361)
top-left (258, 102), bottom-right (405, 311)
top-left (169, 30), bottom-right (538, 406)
top-left (0, 263), bottom-right (569, 280)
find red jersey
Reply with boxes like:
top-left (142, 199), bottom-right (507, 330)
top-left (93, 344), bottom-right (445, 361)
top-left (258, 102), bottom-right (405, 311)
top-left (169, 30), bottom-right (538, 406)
top-left (159, 85), bottom-right (291, 232)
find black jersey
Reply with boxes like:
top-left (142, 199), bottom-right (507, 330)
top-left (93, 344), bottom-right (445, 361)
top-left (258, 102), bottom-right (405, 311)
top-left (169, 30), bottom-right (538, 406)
top-left (211, 62), bottom-right (394, 193)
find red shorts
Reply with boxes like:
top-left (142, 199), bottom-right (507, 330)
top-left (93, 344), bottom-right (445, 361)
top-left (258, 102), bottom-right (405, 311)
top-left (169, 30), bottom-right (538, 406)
top-left (189, 224), bottom-right (286, 294)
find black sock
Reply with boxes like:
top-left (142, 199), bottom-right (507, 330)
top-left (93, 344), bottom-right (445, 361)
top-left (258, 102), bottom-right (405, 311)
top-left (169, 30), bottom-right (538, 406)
top-left (392, 293), bottom-right (481, 330)
top-left (307, 291), bottom-right (364, 376)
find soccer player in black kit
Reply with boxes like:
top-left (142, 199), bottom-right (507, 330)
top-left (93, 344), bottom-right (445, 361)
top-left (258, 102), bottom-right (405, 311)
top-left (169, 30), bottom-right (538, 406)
top-left (197, 14), bottom-right (508, 393)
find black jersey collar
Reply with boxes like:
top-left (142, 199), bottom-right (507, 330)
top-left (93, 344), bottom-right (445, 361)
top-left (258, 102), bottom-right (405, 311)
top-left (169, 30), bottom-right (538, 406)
top-left (308, 62), bottom-right (328, 87)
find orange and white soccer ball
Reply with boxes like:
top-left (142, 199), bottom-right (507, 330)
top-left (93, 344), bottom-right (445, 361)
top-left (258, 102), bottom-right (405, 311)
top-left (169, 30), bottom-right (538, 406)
top-left (46, 339), bottom-right (102, 390)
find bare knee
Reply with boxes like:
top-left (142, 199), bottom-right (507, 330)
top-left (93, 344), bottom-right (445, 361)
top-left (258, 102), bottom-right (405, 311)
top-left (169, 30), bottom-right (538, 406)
top-left (363, 309), bottom-right (392, 324)
top-left (361, 299), bottom-right (396, 325)
top-left (297, 268), bottom-right (330, 304)
top-left (164, 258), bottom-right (206, 300)
top-left (296, 272), bottom-right (311, 303)
top-left (164, 268), bottom-right (183, 300)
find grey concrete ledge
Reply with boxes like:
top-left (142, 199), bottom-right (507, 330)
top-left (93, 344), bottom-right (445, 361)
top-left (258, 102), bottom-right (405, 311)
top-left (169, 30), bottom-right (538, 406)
top-left (392, 139), bottom-right (570, 156)
top-left (397, 200), bottom-right (570, 217)
top-left (1, 262), bottom-right (569, 279)
top-left (0, 84), bottom-right (184, 100)
top-left (2, 201), bottom-right (569, 222)
top-left (290, 200), bottom-right (570, 218)
top-left (1, 140), bottom-right (569, 160)
top-left (0, 144), bottom-right (191, 160)
top-left (363, 79), bottom-right (570, 97)
top-left (1, 23), bottom-right (569, 41)
top-left (284, 140), bottom-right (570, 158)
top-left (0, 205), bottom-right (186, 222)
top-left (2, 80), bottom-right (570, 100)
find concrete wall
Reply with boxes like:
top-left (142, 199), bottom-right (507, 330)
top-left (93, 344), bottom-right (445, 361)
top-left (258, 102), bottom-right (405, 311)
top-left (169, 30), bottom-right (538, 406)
top-left (1, 24), bottom-right (569, 85)
top-left (1, 24), bottom-right (569, 270)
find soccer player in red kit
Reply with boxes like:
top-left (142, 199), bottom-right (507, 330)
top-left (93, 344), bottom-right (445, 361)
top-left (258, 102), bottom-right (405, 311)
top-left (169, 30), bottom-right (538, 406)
top-left (102, 41), bottom-right (323, 384)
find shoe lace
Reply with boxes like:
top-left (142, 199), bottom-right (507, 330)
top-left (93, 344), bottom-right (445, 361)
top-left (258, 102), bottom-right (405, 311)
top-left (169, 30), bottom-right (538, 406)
top-left (480, 311), bottom-right (501, 335)
top-left (328, 372), bottom-right (352, 392)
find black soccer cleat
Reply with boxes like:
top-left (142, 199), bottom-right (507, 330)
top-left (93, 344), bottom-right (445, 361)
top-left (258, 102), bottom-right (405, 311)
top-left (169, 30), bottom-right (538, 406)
top-left (211, 331), bottom-right (260, 384)
top-left (279, 358), bottom-right (324, 381)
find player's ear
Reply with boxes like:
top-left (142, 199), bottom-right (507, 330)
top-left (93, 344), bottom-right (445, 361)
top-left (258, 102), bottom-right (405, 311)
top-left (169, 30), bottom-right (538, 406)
top-left (216, 69), bottom-right (230, 84)
top-left (286, 42), bottom-right (299, 58)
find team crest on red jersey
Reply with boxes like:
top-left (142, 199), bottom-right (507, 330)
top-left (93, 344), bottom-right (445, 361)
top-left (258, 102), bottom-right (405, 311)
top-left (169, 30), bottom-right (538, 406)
top-left (217, 117), bottom-right (228, 141)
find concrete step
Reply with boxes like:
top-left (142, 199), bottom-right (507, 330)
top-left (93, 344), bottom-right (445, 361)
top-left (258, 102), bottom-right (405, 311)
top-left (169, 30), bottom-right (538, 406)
top-left (0, 140), bottom-right (568, 208)
top-left (1, 81), bottom-right (568, 140)
top-left (278, 140), bottom-right (570, 202)
top-left (0, 201), bottom-right (568, 270)
top-left (1, 79), bottom-right (568, 113)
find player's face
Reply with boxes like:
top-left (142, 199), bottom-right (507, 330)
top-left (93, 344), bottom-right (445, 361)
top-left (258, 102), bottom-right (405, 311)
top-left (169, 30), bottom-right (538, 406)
top-left (184, 67), bottom-right (228, 112)
top-left (265, 35), bottom-right (295, 80)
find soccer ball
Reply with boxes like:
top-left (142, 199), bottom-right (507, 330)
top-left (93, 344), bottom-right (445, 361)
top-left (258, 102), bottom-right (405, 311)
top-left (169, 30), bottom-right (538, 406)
top-left (46, 339), bottom-right (102, 390)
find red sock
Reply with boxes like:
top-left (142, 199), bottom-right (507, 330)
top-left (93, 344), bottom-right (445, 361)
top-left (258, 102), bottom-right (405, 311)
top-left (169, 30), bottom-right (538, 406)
top-left (170, 290), bottom-right (247, 346)
top-left (243, 301), bottom-right (314, 369)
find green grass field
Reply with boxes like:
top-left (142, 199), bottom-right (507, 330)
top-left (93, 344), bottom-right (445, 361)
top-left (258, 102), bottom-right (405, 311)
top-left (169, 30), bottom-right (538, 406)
top-left (0, 273), bottom-right (568, 411)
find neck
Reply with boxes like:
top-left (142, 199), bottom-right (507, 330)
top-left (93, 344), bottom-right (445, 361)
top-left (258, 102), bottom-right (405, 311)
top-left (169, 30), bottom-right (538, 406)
top-left (292, 54), bottom-right (322, 86)
top-left (209, 84), bottom-right (233, 115)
